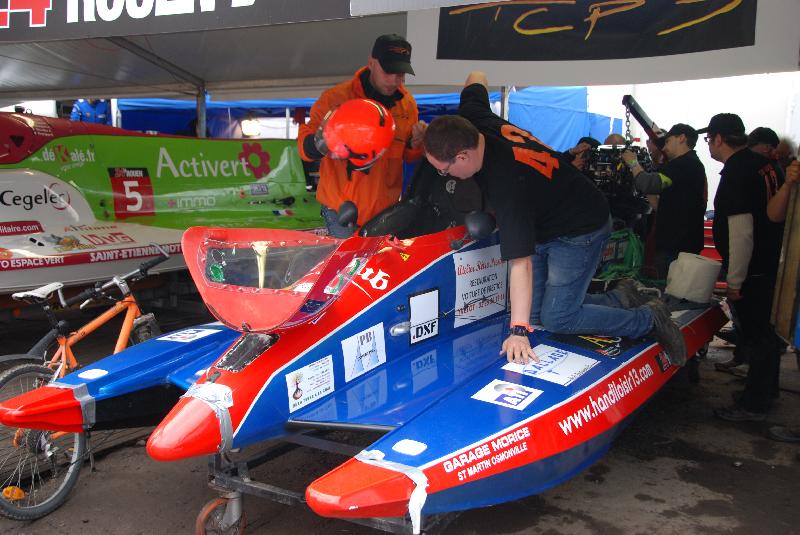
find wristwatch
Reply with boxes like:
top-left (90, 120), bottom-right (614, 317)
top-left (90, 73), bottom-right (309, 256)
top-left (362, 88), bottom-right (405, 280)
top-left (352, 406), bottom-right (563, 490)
top-left (509, 323), bottom-right (533, 337)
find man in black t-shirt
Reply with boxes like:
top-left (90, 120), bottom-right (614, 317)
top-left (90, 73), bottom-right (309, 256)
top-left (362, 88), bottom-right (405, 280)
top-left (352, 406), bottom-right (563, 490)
top-left (423, 71), bottom-right (686, 366)
top-left (699, 113), bottom-right (785, 422)
top-left (623, 123), bottom-right (707, 278)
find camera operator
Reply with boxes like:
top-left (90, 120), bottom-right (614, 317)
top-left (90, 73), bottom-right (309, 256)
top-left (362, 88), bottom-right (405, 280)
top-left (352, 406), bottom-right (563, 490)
top-left (622, 124), bottom-right (707, 279)
top-left (563, 136), bottom-right (600, 172)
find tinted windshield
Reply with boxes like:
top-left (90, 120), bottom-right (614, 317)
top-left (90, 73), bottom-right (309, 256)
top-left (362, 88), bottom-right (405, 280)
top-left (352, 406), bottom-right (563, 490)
top-left (204, 242), bottom-right (338, 290)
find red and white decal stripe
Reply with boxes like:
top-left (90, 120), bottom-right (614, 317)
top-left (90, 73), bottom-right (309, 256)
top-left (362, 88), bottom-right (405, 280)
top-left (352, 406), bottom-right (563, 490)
top-left (421, 308), bottom-right (724, 494)
top-left (0, 242), bottom-right (181, 271)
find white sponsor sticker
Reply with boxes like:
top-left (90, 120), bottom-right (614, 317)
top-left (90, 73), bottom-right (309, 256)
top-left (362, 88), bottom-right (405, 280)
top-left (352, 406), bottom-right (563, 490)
top-left (286, 355), bottom-right (335, 413)
top-left (392, 439), bottom-right (428, 456)
top-left (409, 289), bottom-right (439, 344)
top-left (342, 323), bottom-right (387, 383)
top-left (454, 245), bottom-right (507, 328)
top-left (77, 368), bottom-right (108, 380)
top-left (503, 344), bottom-right (598, 386)
top-left (472, 379), bottom-right (542, 411)
top-left (158, 328), bottom-right (219, 343)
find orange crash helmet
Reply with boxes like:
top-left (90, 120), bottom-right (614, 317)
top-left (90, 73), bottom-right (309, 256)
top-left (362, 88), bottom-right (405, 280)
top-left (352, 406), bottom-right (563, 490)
top-left (323, 99), bottom-right (396, 170)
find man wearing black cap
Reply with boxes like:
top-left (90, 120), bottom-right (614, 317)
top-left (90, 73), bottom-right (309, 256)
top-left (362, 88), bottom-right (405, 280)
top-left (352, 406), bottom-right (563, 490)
top-left (622, 123), bottom-right (707, 278)
top-left (748, 126), bottom-right (785, 181)
top-left (699, 113), bottom-right (785, 422)
top-left (747, 126), bottom-right (780, 159)
top-left (298, 34), bottom-right (426, 237)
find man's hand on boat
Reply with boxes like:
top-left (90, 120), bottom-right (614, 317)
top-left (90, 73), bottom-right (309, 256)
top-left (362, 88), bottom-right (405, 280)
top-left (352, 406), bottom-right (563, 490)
top-left (501, 333), bottom-right (539, 365)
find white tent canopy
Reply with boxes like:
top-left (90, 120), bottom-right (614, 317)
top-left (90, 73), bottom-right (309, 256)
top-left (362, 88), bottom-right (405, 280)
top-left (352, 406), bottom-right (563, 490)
top-left (0, 13), bottom-right (412, 104)
top-left (0, 0), bottom-right (797, 105)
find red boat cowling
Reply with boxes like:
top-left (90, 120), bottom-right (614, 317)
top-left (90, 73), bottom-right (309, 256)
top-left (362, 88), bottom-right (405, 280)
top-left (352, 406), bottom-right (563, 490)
top-left (0, 384), bottom-right (84, 433)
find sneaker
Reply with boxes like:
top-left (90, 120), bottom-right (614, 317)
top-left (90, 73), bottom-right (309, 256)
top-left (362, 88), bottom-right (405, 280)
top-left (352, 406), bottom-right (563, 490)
top-left (716, 328), bottom-right (738, 346)
top-left (614, 279), bottom-right (650, 309)
top-left (715, 359), bottom-right (745, 371)
top-left (647, 299), bottom-right (687, 366)
top-left (714, 405), bottom-right (767, 422)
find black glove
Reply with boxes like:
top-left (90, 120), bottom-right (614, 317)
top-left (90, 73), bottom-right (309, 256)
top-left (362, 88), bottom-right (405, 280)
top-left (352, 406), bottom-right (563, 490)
top-left (313, 124), bottom-right (330, 157)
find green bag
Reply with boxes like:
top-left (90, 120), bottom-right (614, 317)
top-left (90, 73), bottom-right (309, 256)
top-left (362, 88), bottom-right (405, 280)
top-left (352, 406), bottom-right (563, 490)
top-left (596, 228), bottom-right (644, 280)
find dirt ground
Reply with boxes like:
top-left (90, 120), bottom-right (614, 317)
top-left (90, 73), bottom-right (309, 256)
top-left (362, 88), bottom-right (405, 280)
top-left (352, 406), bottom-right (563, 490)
top-left (0, 304), bottom-right (798, 535)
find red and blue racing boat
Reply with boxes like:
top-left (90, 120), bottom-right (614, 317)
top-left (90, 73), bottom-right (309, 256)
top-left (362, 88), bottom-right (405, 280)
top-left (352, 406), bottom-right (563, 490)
top-left (0, 219), bottom-right (725, 532)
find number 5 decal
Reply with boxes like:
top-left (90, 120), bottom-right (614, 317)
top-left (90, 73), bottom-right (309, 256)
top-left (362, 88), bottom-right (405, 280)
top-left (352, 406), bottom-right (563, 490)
top-left (110, 170), bottom-right (155, 218)
top-left (122, 180), bottom-right (143, 211)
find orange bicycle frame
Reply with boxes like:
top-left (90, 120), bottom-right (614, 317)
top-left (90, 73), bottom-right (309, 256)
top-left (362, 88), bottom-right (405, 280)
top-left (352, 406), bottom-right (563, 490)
top-left (47, 295), bottom-right (142, 378)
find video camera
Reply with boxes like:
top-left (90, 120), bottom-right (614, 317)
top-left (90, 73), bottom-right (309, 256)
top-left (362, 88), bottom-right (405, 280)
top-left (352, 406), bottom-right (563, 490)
top-left (582, 94), bottom-right (667, 232)
top-left (584, 144), bottom-right (652, 230)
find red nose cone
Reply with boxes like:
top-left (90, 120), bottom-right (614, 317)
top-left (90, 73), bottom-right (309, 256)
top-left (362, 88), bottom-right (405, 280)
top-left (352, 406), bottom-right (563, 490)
top-left (306, 458), bottom-right (414, 519)
top-left (146, 397), bottom-right (222, 462)
top-left (0, 386), bottom-right (83, 433)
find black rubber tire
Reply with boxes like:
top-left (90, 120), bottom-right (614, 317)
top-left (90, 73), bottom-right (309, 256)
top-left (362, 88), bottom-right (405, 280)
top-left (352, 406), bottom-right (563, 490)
top-left (0, 363), bottom-right (86, 520)
top-left (0, 355), bottom-right (44, 375)
top-left (195, 497), bottom-right (246, 535)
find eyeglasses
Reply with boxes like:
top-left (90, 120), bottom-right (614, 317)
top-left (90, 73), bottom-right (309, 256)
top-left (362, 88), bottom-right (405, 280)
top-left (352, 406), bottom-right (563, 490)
top-left (436, 159), bottom-right (455, 176)
top-left (704, 134), bottom-right (714, 143)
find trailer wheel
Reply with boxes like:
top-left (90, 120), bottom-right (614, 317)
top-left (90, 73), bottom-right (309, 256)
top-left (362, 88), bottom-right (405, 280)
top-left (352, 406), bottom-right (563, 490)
top-left (195, 497), bottom-right (246, 535)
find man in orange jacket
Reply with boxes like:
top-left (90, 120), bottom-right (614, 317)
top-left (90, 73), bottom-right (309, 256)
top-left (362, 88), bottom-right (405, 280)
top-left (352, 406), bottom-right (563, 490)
top-left (298, 34), bottom-right (427, 237)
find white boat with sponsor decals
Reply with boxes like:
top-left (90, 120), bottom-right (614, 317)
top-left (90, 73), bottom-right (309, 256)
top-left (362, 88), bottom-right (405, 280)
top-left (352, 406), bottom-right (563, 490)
top-left (0, 111), bottom-right (322, 298)
top-left (0, 168), bottom-right (184, 294)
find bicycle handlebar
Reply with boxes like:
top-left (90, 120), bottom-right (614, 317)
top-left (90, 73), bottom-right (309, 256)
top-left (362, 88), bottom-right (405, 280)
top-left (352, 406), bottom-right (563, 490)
top-left (60, 244), bottom-right (171, 307)
top-left (109, 244), bottom-right (170, 287)
top-left (137, 245), bottom-right (170, 275)
top-left (63, 286), bottom-right (99, 308)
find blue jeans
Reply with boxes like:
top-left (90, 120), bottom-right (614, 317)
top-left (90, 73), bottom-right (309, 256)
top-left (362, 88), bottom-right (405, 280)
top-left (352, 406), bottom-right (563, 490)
top-left (531, 219), bottom-right (653, 338)
top-left (321, 205), bottom-right (356, 238)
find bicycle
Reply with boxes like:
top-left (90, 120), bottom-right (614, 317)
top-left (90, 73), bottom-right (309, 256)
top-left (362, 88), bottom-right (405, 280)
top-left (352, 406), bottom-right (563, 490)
top-left (0, 245), bottom-right (170, 520)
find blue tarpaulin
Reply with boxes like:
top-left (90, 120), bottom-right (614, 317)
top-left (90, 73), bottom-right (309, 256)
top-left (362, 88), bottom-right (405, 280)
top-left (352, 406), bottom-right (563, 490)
top-left (119, 97), bottom-right (318, 137)
top-left (508, 86), bottom-right (619, 151)
top-left (119, 94), bottom-right (501, 137)
top-left (118, 89), bottom-right (620, 149)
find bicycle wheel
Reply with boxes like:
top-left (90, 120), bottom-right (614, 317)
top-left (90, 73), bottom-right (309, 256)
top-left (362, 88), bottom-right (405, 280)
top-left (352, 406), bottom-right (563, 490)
top-left (0, 363), bottom-right (86, 520)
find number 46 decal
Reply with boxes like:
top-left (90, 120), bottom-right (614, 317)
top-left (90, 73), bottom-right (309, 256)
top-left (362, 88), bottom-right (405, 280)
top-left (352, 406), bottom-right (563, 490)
top-left (358, 267), bottom-right (390, 290)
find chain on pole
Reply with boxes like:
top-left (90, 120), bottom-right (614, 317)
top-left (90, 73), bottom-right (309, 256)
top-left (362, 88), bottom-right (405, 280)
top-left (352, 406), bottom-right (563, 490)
top-left (624, 106), bottom-right (633, 147)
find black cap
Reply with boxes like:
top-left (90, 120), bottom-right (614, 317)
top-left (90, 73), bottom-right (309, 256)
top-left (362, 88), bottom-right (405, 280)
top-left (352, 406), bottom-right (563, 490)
top-left (696, 113), bottom-right (745, 137)
top-left (371, 34), bottom-right (414, 75)
top-left (665, 123), bottom-right (698, 148)
top-left (578, 136), bottom-right (600, 148)
top-left (747, 127), bottom-right (779, 148)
